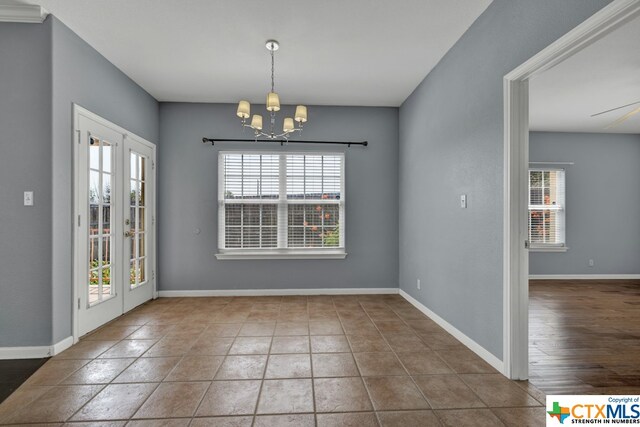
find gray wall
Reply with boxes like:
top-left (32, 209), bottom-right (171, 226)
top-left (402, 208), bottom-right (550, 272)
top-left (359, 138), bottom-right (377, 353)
top-left (158, 103), bottom-right (398, 291)
top-left (0, 17), bottom-right (159, 348)
top-left (529, 132), bottom-right (640, 275)
top-left (50, 17), bottom-right (159, 343)
top-left (398, 0), bottom-right (610, 359)
top-left (0, 20), bottom-right (53, 346)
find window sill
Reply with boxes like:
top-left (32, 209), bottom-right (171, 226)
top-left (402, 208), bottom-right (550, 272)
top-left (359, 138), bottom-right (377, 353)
top-left (215, 250), bottom-right (347, 260)
top-left (529, 246), bottom-right (569, 253)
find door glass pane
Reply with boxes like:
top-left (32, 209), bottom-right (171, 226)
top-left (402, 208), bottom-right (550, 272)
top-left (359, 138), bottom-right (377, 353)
top-left (102, 142), bottom-right (112, 173)
top-left (130, 180), bottom-right (138, 206)
top-left (138, 234), bottom-right (145, 257)
top-left (89, 171), bottom-right (100, 204)
top-left (129, 260), bottom-right (136, 287)
top-left (89, 237), bottom-right (99, 266)
top-left (139, 156), bottom-right (145, 181)
top-left (102, 174), bottom-right (112, 204)
top-left (88, 268), bottom-right (99, 305)
top-left (130, 232), bottom-right (136, 261)
top-left (138, 207), bottom-right (145, 232)
top-left (129, 151), bottom-right (149, 289)
top-left (139, 258), bottom-right (146, 283)
top-left (130, 207), bottom-right (137, 231)
top-left (131, 155), bottom-right (137, 179)
top-left (102, 236), bottom-right (112, 266)
top-left (87, 136), bottom-right (116, 307)
top-left (139, 182), bottom-right (145, 205)
top-left (90, 205), bottom-right (99, 235)
top-left (130, 206), bottom-right (139, 233)
top-left (89, 137), bottom-right (100, 170)
top-left (101, 265), bottom-right (112, 300)
top-left (102, 205), bottom-right (111, 235)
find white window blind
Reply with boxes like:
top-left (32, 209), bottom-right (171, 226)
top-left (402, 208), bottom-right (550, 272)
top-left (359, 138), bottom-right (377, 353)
top-left (218, 152), bottom-right (345, 257)
top-left (528, 169), bottom-right (566, 248)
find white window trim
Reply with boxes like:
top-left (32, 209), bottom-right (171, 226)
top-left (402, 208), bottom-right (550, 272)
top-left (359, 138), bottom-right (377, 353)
top-left (527, 168), bottom-right (566, 251)
top-left (216, 248), bottom-right (347, 260)
top-left (529, 245), bottom-right (569, 253)
top-left (217, 151), bottom-right (346, 260)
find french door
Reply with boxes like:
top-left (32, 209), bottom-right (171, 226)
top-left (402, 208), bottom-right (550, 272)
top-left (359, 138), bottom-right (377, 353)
top-left (74, 107), bottom-right (156, 337)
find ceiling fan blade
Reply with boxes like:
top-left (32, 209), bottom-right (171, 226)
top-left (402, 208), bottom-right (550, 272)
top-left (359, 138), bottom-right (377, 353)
top-left (605, 106), bottom-right (640, 129)
top-left (592, 100), bottom-right (640, 117)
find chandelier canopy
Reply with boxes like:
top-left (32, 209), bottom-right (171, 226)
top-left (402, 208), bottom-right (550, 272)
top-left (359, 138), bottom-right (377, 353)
top-left (236, 40), bottom-right (308, 140)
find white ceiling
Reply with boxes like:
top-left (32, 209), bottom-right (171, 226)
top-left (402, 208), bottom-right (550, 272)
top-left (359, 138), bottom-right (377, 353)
top-left (530, 14), bottom-right (640, 134)
top-left (19, 0), bottom-right (491, 106)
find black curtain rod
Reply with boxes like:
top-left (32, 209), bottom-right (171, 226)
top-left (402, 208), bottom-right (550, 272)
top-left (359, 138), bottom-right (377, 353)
top-left (202, 137), bottom-right (368, 147)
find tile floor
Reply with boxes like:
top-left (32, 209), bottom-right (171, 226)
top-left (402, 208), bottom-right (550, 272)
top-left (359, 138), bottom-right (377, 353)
top-left (0, 295), bottom-right (546, 426)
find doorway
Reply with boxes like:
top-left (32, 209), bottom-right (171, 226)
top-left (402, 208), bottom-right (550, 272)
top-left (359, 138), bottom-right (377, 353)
top-left (503, 0), bottom-right (640, 379)
top-left (73, 105), bottom-right (156, 339)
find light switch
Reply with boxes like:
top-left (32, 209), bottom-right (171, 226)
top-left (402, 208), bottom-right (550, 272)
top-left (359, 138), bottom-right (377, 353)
top-left (460, 194), bottom-right (467, 209)
top-left (24, 191), bottom-right (34, 206)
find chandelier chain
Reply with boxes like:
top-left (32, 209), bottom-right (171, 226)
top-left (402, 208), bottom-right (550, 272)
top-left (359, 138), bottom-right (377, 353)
top-left (270, 48), bottom-right (275, 93)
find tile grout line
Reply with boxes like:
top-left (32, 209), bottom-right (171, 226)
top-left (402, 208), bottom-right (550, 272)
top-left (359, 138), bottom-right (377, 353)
top-left (358, 296), bottom-right (433, 424)
top-left (191, 297), bottom-right (249, 423)
top-left (386, 299), bottom-right (538, 423)
top-left (65, 306), bottom-right (206, 423)
top-left (383, 299), bottom-right (496, 425)
top-left (306, 296), bottom-right (319, 427)
top-left (1, 295), bottom-right (550, 425)
top-left (249, 296), bottom-right (281, 426)
top-left (124, 306), bottom-right (213, 422)
top-left (178, 318), bottom-right (235, 424)
top-left (333, 297), bottom-right (379, 425)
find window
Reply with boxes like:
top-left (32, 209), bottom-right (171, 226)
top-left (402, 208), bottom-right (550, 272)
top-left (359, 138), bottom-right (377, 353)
top-left (217, 152), bottom-right (345, 259)
top-left (528, 169), bottom-right (566, 251)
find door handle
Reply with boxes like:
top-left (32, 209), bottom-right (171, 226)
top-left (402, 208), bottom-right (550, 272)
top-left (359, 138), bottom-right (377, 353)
top-left (124, 230), bottom-right (133, 238)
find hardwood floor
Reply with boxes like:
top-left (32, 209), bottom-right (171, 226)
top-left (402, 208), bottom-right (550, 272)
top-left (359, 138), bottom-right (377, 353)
top-left (529, 279), bottom-right (640, 395)
top-left (0, 358), bottom-right (48, 404)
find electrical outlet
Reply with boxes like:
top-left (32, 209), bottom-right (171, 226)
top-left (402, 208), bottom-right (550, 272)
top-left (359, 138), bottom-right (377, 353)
top-left (588, 259), bottom-right (595, 267)
top-left (417, 279), bottom-right (421, 290)
top-left (460, 194), bottom-right (467, 209)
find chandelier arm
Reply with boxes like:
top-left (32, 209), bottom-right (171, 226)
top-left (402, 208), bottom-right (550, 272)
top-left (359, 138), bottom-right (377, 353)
top-left (238, 128), bottom-right (301, 140)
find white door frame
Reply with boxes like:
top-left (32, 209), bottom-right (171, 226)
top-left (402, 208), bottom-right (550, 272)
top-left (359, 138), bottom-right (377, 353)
top-left (72, 104), bottom-right (157, 343)
top-left (503, 0), bottom-right (640, 379)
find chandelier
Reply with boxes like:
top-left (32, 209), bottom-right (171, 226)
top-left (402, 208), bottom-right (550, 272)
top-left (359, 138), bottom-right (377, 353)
top-left (236, 40), bottom-right (308, 140)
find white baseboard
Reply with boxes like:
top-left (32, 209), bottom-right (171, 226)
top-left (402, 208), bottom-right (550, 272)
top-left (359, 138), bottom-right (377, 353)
top-left (398, 289), bottom-right (505, 375)
top-left (0, 336), bottom-right (74, 360)
top-left (529, 274), bottom-right (640, 280)
top-left (159, 288), bottom-right (399, 297)
top-left (51, 336), bottom-right (74, 355)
